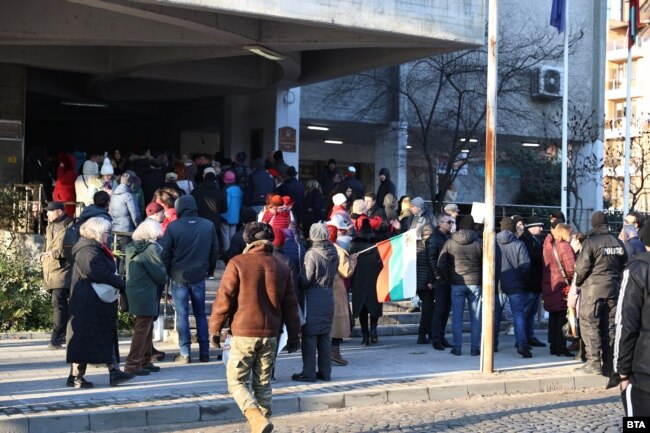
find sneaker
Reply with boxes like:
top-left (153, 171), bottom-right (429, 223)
top-left (109, 370), bottom-right (135, 387)
top-left (450, 348), bottom-right (461, 356)
top-left (199, 354), bottom-right (209, 363)
top-left (66, 375), bottom-right (93, 389)
top-left (517, 345), bottom-right (533, 358)
top-left (174, 354), bottom-right (191, 364)
top-left (142, 363), bottom-right (161, 372)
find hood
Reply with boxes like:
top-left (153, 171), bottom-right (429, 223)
top-left (451, 229), bottom-right (477, 245)
top-left (82, 160), bottom-right (98, 176)
top-left (379, 167), bottom-right (391, 181)
top-left (112, 183), bottom-right (131, 195)
top-left (79, 205), bottom-right (111, 223)
top-left (497, 230), bottom-right (517, 244)
top-left (175, 195), bottom-right (198, 218)
top-left (126, 240), bottom-right (154, 260)
top-left (58, 153), bottom-right (76, 171)
top-left (311, 240), bottom-right (338, 262)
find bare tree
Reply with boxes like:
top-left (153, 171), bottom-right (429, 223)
top-left (325, 18), bottom-right (584, 209)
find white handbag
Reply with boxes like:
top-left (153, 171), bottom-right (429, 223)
top-left (91, 282), bottom-right (119, 303)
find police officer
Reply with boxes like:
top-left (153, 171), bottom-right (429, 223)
top-left (574, 211), bottom-right (627, 376)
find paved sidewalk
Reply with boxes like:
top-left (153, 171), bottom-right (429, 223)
top-left (0, 331), bottom-right (610, 433)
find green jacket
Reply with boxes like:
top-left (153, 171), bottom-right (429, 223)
top-left (125, 240), bottom-right (167, 316)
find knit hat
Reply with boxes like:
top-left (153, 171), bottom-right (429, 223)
top-left (223, 170), bottom-right (236, 184)
top-left (165, 172), bottom-right (178, 181)
top-left (270, 195), bottom-right (283, 207)
top-left (352, 199), bottom-right (366, 215)
top-left (100, 157), bottom-right (114, 175)
top-left (591, 211), bottom-right (608, 228)
top-left (500, 216), bottom-right (516, 232)
top-left (347, 166), bottom-right (356, 174)
top-left (235, 151), bottom-right (247, 164)
top-left (282, 196), bottom-right (294, 207)
top-left (203, 167), bottom-right (216, 177)
top-left (44, 201), bottom-right (64, 211)
top-left (458, 215), bottom-right (475, 230)
top-left (309, 222), bottom-right (330, 241)
top-left (332, 193), bottom-right (347, 206)
top-left (243, 222), bottom-right (275, 244)
top-left (146, 202), bottom-right (164, 216)
top-left (526, 216), bottom-right (544, 228)
top-left (410, 197), bottom-right (425, 209)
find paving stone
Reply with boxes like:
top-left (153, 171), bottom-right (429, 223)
top-left (344, 390), bottom-right (388, 407)
top-left (387, 386), bottom-right (429, 402)
top-left (89, 408), bottom-right (146, 430)
top-left (29, 413), bottom-right (89, 433)
top-left (146, 404), bottom-right (200, 426)
top-left (300, 393), bottom-right (345, 411)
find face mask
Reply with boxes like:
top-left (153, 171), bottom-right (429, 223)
top-left (336, 235), bottom-right (352, 251)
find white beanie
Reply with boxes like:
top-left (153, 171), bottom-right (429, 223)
top-left (100, 157), bottom-right (114, 175)
top-left (332, 193), bottom-right (347, 206)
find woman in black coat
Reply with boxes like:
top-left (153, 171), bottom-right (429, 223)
top-left (66, 217), bottom-right (134, 388)
top-left (349, 219), bottom-right (384, 345)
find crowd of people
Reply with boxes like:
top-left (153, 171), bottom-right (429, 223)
top-left (37, 148), bottom-right (650, 429)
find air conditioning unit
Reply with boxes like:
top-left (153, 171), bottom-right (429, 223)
top-left (530, 66), bottom-right (563, 99)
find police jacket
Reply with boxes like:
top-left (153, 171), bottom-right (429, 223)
top-left (574, 225), bottom-right (627, 299)
top-left (615, 252), bottom-right (650, 392)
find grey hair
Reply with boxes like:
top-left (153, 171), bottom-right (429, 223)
top-left (80, 217), bottom-right (112, 243)
top-left (623, 224), bottom-right (638, 240)
top-left (132, 219), bottom-right (163, 242)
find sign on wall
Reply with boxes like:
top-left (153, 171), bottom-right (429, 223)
top-left (0, 120), bottom-right (22, 141)
top-left (278, 126), bottom-right (296, 153)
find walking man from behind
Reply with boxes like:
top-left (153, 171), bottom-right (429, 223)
top-left (209, 222), bottom-right (301, 433)
top-left (42, 201), bottom-right (74, 349)
top-left (161, 195), bottom-right (219, 363)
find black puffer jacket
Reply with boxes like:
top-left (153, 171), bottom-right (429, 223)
top-left (438, 229), bottom-right (482, 286)
top-left (416, 238), bottom-right (430, 291)
top-left (426, 228), bottom-right (450, 285)
top-left (519, 230), bottom-right (543, 293)
top-left (615, 252), bottom-right (650, 392)
top-left (574, 225), bottom-right (627, 299)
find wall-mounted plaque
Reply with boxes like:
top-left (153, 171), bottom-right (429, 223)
top-left (278, 126), bottom-right (296, 153)
top-left (0, 120), bottom-right (22, 141)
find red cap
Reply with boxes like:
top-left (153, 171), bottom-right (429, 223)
top-left (146, 202), bottom-right (164, 216)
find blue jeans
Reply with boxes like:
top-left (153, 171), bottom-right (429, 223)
top-left (524, 292), bottom-right (540, 341)
top-left (451, 285), bottom-right (482, 352)
top-left (171, 280), bottom-right (209, 357)
top-left (494, 292), bottom-right (527, 349)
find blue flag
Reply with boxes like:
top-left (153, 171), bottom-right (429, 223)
top-left (550, 0), bottom-right (566, 33)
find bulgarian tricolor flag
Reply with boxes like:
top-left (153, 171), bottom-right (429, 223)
top-left (375, 229), bottom-right (417, 302)
top-left (629, 0), bottom-right (640, 49)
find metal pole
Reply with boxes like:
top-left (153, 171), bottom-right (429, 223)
top-left (481, 0), bottom-right (498, 375)
top-left (623, 40), bottom-right (633, 215)
top-left (560, 0), bottom-right (569, 221)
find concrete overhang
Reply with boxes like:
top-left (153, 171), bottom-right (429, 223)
top-left (0, 0), bottom-right (486, 101)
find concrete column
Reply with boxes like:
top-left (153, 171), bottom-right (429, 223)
top-left (274, 88), bottom-right (301, 172)
top-left (0, 63), bottom-right (26, 186)
top-left (374, 121), bottom-right (408, 198)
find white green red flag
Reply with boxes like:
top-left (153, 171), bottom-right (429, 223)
top-left (375, 229), bottom-right (417, 302)
top-left (629, 0), bottom-right (640, 49)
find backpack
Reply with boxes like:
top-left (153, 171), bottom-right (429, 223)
top-left (62, 218), bottom-right (83, 263)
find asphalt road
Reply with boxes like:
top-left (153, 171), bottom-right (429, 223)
top-left (101, 387), bottom-right (623, 433)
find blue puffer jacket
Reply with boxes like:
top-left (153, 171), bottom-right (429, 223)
top-left (496, 230), bottom-right (531, 294)
top-left (221, 184), bottom-right (243, 225)
top-left (108, 184), bottom-right (141, 232)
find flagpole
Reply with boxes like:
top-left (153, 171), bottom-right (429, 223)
top-left (560, 0), bottom-right (569, 221)
top-left (623, 32), bottom-right (633, 215)
top-left (481, 0), bottom-right (497, 376)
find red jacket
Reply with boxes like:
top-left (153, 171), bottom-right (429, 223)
top-left (53, 153), bottom-right (77, 218)
top-left (262, 207), bottom-right (291, 247)
top-left (541, 234), bottom-right (575, 312)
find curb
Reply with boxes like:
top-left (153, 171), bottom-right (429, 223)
top-left (0, 373), bottom-right (607, 433)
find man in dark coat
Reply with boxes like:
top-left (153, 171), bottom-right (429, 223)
top-left (192, 171), bottom-right (227, 243)
top-left (622, 224), bottom-right (646, 266)
top-left (427, 213), bottom-right (453, 350)
top-left (518, 216), bottom-right (546, 348)
top-left (495, 217), bottom-right (532, 358)
top-left (574, 211), bottom-right (627, 376)
top-left (320, 158), bottom-right (342, 196)
top-left (415, 224), bottom-right (435, 344)
top-left (615, 224), bottom-right (650, 416)
top-left (209, 222), bottom-right (300, 431)
top-left (245, 158), bottom-right (275, 212)
top-left (375, 167), bottom-right (396, 208)
top-left (364, 192), bottom-right (390, 241)
top-left (160, 195), bottom-right (219, 363)
top-left (42, 201), bottom-right (74, 349)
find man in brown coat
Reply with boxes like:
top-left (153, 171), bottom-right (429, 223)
top-left (209, 222), bottom-right (301, 433)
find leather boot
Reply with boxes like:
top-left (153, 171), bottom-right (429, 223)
top-left (331, 345), bottom-right (348, 366)
top-left (361, 328), bottom-right (369, 346)
top-left (370, 326), bottom-right (378, 344)
top-left (244, 407), bottom-right (274, 433)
